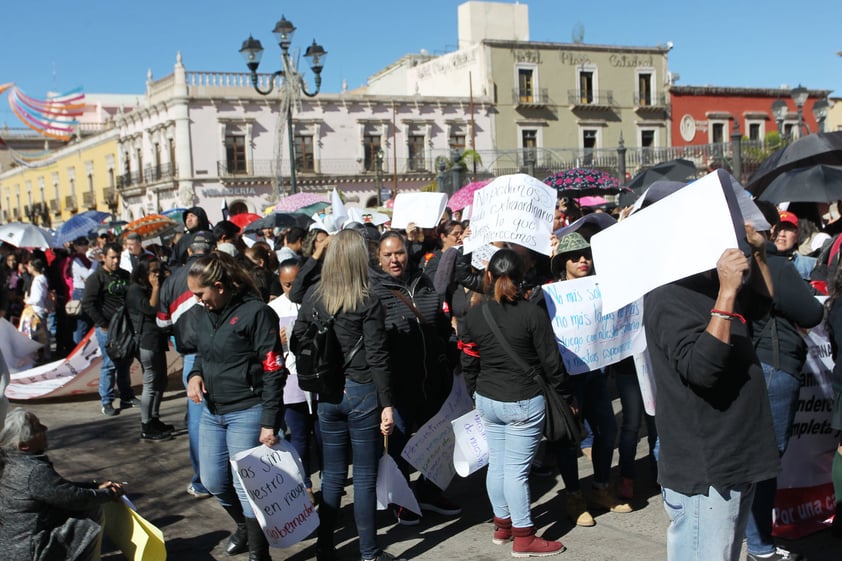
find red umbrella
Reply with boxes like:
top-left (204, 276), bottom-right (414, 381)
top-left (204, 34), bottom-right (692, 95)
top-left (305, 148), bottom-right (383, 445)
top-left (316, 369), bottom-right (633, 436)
top-left (228, 213), bottom-right (262, 232)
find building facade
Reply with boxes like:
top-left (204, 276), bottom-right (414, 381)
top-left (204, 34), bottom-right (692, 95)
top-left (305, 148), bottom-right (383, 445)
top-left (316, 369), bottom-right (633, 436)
top-left (114, 54), bottom-right (495, 223)
top-left (366, 1), bottom-right (672, 176)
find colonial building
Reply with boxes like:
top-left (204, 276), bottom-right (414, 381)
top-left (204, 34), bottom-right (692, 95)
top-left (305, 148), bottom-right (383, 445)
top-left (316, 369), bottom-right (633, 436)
top-left (366, 1), bottom-right (672, 174)
top-left (114, 53), bottom-right (495, 222)
top-left (0, 127), bottom-right (120, 226)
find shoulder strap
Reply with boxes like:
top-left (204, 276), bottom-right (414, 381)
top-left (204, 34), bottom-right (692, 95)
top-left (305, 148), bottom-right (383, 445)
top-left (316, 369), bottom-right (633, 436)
top-left (481, 301), bottom-right (532, 375)
top-left (314, 307), bottom-right (363, 368)
top-left (390, 289), bottom-right (425, 323)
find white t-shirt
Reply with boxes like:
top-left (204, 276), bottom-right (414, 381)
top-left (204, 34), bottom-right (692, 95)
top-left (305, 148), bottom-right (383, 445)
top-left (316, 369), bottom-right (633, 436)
top-left (267, 294), bottom-right (307, 405)
top-left (25, 274), bottom-right (51, 319)
top-left (72, 255), bottom-right (98, 290)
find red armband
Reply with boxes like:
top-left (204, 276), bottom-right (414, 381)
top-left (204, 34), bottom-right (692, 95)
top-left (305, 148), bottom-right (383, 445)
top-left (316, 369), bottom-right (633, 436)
top-left (457, 340), bottom-right (480, 358)
top-left (710, 309), bottom-right (746, 325)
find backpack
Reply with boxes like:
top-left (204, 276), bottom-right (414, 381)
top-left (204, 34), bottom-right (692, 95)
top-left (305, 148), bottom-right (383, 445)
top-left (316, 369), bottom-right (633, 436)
top-left (105, 305), bottom-right (138, 363)
top-left (291, 307), bottom-right (362, 404)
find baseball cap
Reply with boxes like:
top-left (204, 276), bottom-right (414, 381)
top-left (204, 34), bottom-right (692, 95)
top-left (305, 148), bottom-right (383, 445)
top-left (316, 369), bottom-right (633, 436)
top-left (778, 210), bottom-right (798, 228)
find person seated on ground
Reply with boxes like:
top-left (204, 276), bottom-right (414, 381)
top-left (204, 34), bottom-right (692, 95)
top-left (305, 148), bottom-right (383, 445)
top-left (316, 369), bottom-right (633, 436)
top-left (0, 408), bottom-right (125, 561)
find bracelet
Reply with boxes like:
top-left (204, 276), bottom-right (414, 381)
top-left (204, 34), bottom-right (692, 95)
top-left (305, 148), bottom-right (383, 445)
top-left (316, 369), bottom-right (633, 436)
top-left (710, 309), bottom-right (746, 324)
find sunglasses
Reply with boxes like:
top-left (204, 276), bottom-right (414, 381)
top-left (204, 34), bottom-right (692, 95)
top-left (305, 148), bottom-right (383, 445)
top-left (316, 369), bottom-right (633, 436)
top-left (566, 251), bottom-right (592, 262)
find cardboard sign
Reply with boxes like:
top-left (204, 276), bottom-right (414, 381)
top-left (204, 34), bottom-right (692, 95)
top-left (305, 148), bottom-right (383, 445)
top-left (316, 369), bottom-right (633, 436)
top-left (231, 441), bottom-right (319, 548)
top-left (390, 192), bottom-right (448, 230)
top-left (451, 409), bottom-right (489, 477)
top-left (401, 374), bottom-right (474, 490)
top-left (541, 276), bottom-right (646, 374)
top-left (103, 499), bottom-right (167, 561)
top-left (462, 174), bottom-right (555, 256)
top-left (591, 171), bottom-right (740, 313)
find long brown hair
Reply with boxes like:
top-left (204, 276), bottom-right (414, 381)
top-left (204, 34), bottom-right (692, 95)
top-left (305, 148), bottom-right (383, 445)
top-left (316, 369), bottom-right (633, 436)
top-left (187, 251), bottom-right (259, 297)
top-left (483, 248), bottom-right (524, 304)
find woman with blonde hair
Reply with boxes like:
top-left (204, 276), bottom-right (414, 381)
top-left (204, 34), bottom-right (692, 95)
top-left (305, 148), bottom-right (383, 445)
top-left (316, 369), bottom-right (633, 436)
top-left (186, 252), bottom-right (286, 561)
top-left (292, 229), bottom-right (400, 561)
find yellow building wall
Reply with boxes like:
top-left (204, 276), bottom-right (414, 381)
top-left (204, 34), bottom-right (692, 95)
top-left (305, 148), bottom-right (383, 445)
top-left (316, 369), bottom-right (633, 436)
top-left (0, 130), bottom-right (119, 227)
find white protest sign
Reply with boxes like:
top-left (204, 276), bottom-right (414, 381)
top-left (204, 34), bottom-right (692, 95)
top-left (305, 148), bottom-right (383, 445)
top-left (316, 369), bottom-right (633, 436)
top-left (469, 243), bottom-right (500, 270)
top-left (376, 454), bottom-right (422, 515)
top-left (401, 374), bottom-right (474, 490)
top-left (390, 192), bottom-right (448, 230)
top-left (541, 276), bottom-right (646, 374)
top-left (451, 409), bottom-right (488, 477)
top-left (632, 350), bottom-right (656, 416)
top-left (231, 441), bottom-right (319, 548)
top-left (462, 174), bottom-right (555, 256)
top-left (591, 171), bottom-right (739, 313)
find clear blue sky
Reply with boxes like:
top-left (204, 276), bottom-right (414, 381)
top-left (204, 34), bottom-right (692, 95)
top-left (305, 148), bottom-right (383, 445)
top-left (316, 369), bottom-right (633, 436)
top-left (1, 0), bottom-right (840, 127)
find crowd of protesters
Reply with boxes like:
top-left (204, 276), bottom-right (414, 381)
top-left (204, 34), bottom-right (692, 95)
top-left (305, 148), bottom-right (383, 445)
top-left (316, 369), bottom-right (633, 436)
top-left (1, 188), bottom-right (842, 561)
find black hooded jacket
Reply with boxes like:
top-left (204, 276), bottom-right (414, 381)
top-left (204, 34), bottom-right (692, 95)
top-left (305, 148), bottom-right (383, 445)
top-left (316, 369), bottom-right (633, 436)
top-left (171, 206), bottom-right (211, 266)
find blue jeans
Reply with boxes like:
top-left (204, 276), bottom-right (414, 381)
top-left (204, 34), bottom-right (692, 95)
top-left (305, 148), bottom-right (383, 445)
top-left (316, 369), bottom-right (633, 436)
top-left (72, 288), bottom-right (91, 344)
top-left (181, 353), bottom-right (207, 492)
top-left (95, 327), bottom-right (134, 406)
top-left (745, 363), bottom-right (801, 555)
top-left (285, 401), bottom-right (322, 490)
top-left (198, 404), bottom-right (263, 518)
top-left (476, 392), bottom-right (545, 528)
top-left (557, 371), bottom-right (617, 490)
top-left (317, 380), bottom-right (382, 560)
top-left (662, 484), bottom-right (755, 561)
top-left (615, 369), bottom-right (658, 479)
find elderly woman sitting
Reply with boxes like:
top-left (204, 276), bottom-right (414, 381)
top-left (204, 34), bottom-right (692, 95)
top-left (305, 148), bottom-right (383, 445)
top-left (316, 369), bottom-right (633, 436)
top-left (0, 408), bottom-right (124, 561)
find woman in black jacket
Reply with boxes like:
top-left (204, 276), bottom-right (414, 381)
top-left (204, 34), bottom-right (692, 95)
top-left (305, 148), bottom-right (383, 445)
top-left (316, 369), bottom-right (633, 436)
top-left (126, 255), bottom-right (173, 441)
top-left (186, 252), bottom-right (286, 561)
top-left (460, 249), bottom-right (565, 557)
top-left (293, 229), bottom-right (399, 561)
top-left (373, 231), bottom-right (460, 524)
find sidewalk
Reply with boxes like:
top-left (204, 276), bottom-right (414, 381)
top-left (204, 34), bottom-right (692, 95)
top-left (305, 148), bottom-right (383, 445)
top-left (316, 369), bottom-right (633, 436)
top-left (18, 387), bottom-right (841, 561)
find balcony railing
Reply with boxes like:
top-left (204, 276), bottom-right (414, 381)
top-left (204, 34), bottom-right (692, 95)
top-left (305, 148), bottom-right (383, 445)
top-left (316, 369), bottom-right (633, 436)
top-left (102, 188), bottom-right (117, 205)
top-left (65, 195), bottom-right (78, 211)
top-left (143, 162), bottom-right (174, 183)
top-left (567, 89), bottom-right (615, 107)
top-left (512, 88), bottom-right (551, 106)
top-left (82, 191), bottom-right (96, 208)
top-left (635, 93), bottom-right (668, 108)
top-left (49, 199), bottom-right (60, 214)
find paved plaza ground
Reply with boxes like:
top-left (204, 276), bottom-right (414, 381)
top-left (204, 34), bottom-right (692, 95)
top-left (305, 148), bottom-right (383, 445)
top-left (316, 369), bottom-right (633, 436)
top-left (15, 382), bottom-right (841, 561)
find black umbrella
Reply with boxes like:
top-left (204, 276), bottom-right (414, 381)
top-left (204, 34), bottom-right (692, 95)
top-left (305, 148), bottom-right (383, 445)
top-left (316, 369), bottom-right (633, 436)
top-left (243, 212), bottom-right (314, 233)
top-left (757, 164), bottom-right (842, 204)
top-left (624, 158), bottom-right (697, 192)
top-left (747, 131), bottom-right (842, 196)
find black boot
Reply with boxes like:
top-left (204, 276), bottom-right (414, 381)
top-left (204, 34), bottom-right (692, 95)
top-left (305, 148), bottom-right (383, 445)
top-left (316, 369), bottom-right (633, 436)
top-left (223, 504), bottom-right (248, 555)
top-left (245, 517), bottom-right (271, 561)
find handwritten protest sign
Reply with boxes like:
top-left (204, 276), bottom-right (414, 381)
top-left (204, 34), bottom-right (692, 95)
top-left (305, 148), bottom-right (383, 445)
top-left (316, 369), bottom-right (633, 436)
top-left (462, 174), bottom-right (555, 256)
top-left (452, 409), bottom-right (489, 477)
top-left (470, 243), bottom-right (500, 270)
top-left (591, 171), bottom-right (740, 313)
top-left (231, 441), bottom-right (318, 548)
top-left (541, 276), bottom-right (646, 374)
top-left (390, 192), bottom-right (448, 230)
top-left (401, 374), bottom-right (474, 490)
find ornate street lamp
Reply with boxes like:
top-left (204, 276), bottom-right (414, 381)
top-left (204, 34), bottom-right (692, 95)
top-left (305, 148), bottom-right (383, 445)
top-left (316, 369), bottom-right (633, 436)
top-left (239, 16), bottom-right (327, 195)
top-left (771, 99), bottom-right (788, 136)
top-left (375, 150), bottom-right (385, 207)
top-left (813, 98), bottom-right (830, 134)
top-left (791, 84), bottom-right (809, 137)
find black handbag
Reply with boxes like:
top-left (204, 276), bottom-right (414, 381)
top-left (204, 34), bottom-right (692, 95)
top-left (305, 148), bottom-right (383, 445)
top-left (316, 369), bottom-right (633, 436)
top-left (482, 302), bottom-right (580, 444)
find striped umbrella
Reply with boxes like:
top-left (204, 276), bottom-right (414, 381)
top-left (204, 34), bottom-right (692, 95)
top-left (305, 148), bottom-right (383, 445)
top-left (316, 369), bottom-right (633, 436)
top-left (121, 214), bottom-right (179, 240)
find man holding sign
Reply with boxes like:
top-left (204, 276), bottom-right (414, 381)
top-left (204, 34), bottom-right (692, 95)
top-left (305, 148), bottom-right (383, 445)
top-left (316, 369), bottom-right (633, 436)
top-left (644, 223), bottom-right (780, 561)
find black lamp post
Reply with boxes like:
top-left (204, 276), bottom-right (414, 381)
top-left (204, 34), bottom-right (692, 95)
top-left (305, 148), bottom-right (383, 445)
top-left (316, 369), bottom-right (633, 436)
top-left (771, 99), bottom-right (787, 137)
top-left (375, 150), bottom-right (385, 207)
top-left (730, 120), bottom-right (742, 182)
top-left (813, 99), bottom-right (829, 133)
top-left (239, 16), bottom-right (327, 195)
top-left (791, 84), bottom-right (809, 137)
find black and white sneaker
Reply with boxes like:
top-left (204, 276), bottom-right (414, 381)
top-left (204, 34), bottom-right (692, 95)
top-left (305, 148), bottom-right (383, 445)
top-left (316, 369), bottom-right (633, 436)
top-left (746, 547), bottom-right (803, 561)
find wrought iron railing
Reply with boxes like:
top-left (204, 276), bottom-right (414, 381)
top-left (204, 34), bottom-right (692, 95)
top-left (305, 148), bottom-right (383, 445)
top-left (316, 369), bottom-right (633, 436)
top-left (567, 89), bottom-right (615, 106)
top-left (512, 87), bottom-right (551, 105)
